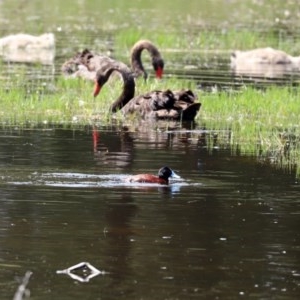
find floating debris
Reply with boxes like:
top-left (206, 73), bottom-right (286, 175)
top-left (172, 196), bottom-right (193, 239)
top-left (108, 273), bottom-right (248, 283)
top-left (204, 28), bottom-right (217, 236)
top-left (56, 262), bottom-right (107, 282)
top-left (13, 271), bottom-right (32, 300)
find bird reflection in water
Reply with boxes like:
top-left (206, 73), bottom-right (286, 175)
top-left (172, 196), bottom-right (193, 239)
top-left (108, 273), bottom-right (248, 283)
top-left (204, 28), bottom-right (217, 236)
top-left (92, 126), bottom-right (133, 169)
top-left (103, 194), bottom-right (138, 285)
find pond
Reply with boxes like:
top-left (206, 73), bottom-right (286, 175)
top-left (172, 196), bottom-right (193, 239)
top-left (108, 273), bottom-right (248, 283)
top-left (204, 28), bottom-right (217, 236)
top-left (0, 0), bottom-right (300, 299)
top-left (0, 125), bottom-right (299, 299)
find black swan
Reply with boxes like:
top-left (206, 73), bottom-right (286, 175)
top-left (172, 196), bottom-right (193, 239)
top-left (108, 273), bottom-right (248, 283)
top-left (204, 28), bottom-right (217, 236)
top-left (61, 40), bottom-right (164, 80)
top-left (93, 63), bottom-right (201, 121)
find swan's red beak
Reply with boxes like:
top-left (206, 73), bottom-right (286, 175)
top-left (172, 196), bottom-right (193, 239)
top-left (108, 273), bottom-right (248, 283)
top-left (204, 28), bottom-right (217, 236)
top-left (155, 67), bottom-right (163, 79)
top-left (93, 81), bottom-right (101, 97)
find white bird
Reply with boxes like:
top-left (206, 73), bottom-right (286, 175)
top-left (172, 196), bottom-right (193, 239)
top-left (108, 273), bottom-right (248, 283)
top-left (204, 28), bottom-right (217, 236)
top-left (230, 47), bottom-right (300, 77)
top-left (0, 33), bottom-right (55, 64)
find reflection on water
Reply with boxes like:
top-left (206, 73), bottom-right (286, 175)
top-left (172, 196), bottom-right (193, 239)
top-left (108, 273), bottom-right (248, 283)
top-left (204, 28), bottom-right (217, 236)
top-left (8, 172), bottom-right (193, 195)
top-left (0, 126), bottom-right (299, 299)
top-left (56, 262), bottom-right (107, 283)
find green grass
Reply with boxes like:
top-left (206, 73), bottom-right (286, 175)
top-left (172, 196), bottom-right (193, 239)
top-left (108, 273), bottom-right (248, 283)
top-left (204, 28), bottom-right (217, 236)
top-left (0, 75), bottom-right (198, 125)
top-left (1, 75), bottom-right (300, 177)
top-left (113, 27), bottom-right (300, 58)
top-left (114, 28), bottom-right (269, 54)
top-left (0, 67), bottom-right (300, 176)
top-left (3, 0), bottom-right (300, 56)
top-left (200, 86), bottom-right (300, 176)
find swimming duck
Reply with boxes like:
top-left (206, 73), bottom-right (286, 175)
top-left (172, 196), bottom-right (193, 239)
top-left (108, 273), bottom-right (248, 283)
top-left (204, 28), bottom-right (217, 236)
top-left (0, 33), bottom-right (55, 64)
top-left (93, 63), bottom-right (201, 121)
top-left (126, 166), bottom-right (180, 184)
top-left (230, 47), bottom-right (300, 77)
top-left (61, 39), bottom-right (164, 80)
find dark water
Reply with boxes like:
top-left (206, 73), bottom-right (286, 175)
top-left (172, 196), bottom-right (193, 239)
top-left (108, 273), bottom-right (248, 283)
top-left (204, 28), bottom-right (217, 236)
top-left (0, 126), bottom-right (299, 299)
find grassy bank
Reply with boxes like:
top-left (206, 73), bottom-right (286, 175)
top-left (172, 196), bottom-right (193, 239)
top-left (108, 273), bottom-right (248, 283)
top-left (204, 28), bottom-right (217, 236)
top-left (201, 86), bottom-right (300, 176)
top-left (0, 75), bottom-right (299, 176)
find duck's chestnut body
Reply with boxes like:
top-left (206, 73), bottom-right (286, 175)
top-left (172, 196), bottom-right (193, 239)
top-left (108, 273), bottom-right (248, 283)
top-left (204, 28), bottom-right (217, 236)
top-left (127, 166), bottom-right (180, 185)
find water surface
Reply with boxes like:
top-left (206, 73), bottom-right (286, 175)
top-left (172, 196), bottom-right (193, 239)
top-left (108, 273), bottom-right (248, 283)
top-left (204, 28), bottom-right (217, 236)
top-left (0, 126), bottom-right (299, 299)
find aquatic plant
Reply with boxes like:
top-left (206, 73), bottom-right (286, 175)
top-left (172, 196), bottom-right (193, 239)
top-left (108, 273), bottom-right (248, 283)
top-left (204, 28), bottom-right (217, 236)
top-left (200, 85), bottom-right (300, 176)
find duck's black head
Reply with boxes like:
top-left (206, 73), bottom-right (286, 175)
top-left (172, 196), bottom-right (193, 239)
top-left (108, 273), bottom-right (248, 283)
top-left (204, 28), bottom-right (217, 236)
top-left (158, 166), bottom-right (180, 180)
